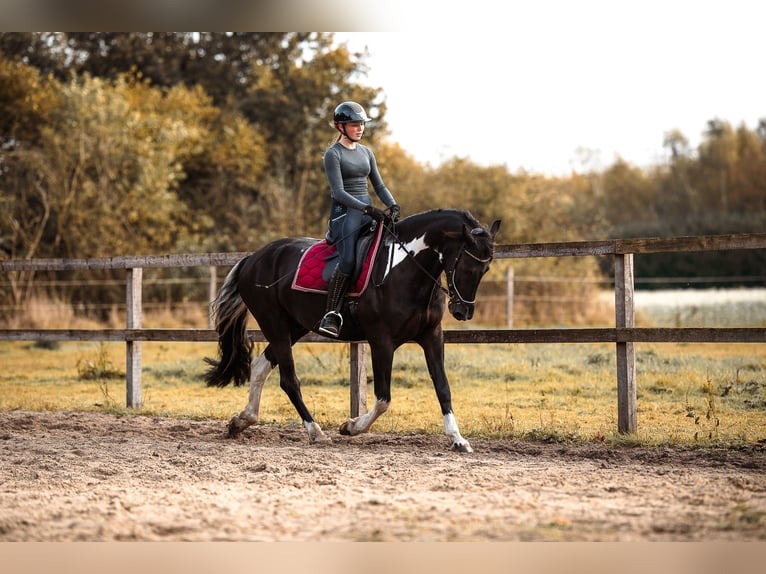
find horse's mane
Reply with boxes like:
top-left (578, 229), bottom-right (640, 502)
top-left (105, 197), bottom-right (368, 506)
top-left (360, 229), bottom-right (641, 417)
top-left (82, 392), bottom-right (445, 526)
top-left (395, 208), bottom-right (481, 242)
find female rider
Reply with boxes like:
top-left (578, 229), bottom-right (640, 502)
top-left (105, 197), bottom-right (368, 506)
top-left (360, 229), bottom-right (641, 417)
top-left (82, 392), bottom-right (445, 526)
top-left (318, 101), bottom-right (400, 338)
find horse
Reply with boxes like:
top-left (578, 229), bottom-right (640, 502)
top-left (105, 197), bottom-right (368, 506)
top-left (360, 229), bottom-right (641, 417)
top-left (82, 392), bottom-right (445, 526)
top-left (204, 208), bottom-right (501, 452)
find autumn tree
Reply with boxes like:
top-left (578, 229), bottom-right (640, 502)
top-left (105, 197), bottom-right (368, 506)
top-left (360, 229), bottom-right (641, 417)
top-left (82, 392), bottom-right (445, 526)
top-left (0, 32), bottom-right (387, 245)
top-left (0, 65), bottom-right (244, 310)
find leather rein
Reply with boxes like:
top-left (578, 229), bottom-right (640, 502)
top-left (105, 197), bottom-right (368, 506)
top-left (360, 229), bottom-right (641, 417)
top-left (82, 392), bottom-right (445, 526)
top-left (380, 221), bottom-right (493, 307)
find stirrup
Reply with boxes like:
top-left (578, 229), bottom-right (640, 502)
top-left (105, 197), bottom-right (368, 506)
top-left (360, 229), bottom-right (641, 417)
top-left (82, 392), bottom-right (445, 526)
top-left (318, 311), bottom-right (343, 338)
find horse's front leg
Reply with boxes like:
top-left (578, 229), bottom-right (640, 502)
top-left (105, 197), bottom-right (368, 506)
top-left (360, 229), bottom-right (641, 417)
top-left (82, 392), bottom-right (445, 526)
top-left (228, 352), bottom-right (273, 437)
top-left (271, 340), bottom-right (331, 445)
top-left (418, 327), bottom-right (473, 453)
top-left (339, 342), bottom-right (392, 436)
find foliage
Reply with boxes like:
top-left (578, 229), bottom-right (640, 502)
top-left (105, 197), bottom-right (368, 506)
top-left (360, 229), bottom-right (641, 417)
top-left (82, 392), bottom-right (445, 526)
top-left (0, 32), bottom-right (764, 318)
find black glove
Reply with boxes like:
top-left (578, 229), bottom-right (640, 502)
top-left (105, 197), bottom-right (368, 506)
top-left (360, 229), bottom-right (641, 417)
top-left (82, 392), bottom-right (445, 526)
top-left (388, 204), bottom-right (401, 222)
top-left (363, 205), bottom-right (386, 222)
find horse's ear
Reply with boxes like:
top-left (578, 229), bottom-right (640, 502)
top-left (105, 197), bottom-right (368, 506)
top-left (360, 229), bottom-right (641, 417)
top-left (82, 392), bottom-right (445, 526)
top-left (489, 220), bottom-right (501, 239)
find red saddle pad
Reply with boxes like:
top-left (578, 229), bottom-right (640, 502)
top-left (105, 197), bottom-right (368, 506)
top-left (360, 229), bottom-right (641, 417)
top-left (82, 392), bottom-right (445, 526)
top-left (291, 224), bottom-right (383, 296)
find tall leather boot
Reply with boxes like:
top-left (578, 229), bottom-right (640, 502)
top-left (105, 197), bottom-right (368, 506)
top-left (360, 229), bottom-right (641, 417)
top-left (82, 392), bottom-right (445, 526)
top-left (318, 269), bottom-right (350, 338)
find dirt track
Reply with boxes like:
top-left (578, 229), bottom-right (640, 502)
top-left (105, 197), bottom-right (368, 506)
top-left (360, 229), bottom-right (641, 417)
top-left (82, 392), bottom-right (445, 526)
top-left (0, 410), bottom-right (764, 541)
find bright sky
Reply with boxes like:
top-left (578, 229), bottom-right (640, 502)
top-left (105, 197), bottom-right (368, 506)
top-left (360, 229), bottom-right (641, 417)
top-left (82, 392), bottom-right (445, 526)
top-left (334, 1), bottom-right (764, 176)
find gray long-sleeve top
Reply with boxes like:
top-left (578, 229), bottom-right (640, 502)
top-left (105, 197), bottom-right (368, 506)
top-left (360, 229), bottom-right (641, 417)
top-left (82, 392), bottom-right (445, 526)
top-left (323, 142), bottom-right (396, 211)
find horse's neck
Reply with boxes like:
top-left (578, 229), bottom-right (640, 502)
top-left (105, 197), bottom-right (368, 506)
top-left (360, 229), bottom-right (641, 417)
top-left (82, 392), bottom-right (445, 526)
top-left (377, 232), bottom-right (444, 290)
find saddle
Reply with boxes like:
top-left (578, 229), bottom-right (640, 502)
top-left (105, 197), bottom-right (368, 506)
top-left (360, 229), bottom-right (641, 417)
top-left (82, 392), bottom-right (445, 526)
top-left (291, 223), bottom-right (383, 296)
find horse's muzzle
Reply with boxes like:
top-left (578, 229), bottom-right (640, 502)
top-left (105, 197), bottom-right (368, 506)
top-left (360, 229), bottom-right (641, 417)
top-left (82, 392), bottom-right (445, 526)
top-left (449, 301), bottom-right (474, 321)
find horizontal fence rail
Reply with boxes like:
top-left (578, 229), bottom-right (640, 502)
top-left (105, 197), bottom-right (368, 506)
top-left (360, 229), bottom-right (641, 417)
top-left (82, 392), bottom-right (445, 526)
top-left (3, 232), bottom-right (765, 272)
top-left (2, 232), bottom-right (765, 434)
top-left (2, 327), bottom-right (765, 344)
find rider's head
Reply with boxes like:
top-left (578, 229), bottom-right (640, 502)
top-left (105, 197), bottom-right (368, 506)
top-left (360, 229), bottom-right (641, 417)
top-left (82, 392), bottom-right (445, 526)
top-left (333, 101), bottom-right (371, 143)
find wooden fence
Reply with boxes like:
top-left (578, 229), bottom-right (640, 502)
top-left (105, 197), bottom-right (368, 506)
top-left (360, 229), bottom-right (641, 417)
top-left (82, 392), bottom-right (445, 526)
top-left (2, 232), bottom-right (765, 434)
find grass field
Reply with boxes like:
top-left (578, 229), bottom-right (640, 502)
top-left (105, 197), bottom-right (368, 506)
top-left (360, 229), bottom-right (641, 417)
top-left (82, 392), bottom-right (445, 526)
top-left (1, 337), bottom-right (764, 447)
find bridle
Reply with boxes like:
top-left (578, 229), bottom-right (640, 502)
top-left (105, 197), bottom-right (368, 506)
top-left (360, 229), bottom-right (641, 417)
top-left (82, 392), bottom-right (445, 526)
top-left (381, 219), bottom-right (493, 308)
top-left (445, 247), bottom-right (493, 306)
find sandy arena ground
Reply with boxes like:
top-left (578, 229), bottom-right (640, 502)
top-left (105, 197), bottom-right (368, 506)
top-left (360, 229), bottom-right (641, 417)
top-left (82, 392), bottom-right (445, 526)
top-left (1, 410), bottom-right (765, 541)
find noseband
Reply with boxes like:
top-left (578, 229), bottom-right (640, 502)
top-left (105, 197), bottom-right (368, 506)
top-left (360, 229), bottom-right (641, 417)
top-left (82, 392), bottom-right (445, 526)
top-left (445, 247), bottom-right (493, 306)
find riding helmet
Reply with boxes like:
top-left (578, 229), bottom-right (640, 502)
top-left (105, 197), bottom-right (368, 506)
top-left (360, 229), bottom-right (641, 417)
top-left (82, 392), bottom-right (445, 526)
top-left (333, 101), bottom-right (371, 124)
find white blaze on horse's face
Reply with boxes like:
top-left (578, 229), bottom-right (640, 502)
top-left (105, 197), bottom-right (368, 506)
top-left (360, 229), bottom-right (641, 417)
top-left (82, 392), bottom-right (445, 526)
top-left (383, 234), bottom-right (429, 279)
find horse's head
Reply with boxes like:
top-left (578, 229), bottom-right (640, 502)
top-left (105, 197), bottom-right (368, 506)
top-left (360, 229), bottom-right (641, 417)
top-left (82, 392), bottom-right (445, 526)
top-left (443, 218), bottom-right (501, 321)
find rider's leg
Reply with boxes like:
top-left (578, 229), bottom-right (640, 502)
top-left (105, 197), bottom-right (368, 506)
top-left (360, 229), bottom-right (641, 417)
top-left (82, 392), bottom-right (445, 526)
top-left (318, 265), bottom-right (351, 337)
top-left (318, 208), bottom-right (364, 338)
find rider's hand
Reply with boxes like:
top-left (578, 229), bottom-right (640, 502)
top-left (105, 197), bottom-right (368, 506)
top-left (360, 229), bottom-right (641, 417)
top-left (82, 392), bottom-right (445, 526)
top-left (363, 205), bottom-right (386, 222)
top-left (388, 204), bottom-right (401, 223)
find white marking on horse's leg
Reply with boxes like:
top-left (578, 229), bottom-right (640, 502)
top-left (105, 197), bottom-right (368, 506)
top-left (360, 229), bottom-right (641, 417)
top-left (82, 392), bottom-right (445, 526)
top-left (228, 353), bottom-right (272, 436)
top-left (244, 353), bottom-right (272, 421)
top-left (341, 399), bottom-right (390, 436)
top-left (444, 412), bottom-right (473, 453)
top-left (304, 421), bottom-right (331, 444)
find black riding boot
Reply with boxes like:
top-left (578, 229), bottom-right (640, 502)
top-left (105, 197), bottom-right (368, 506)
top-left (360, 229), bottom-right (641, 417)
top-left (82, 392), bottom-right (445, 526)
top-left (318, 269), bottom-right (350, 338)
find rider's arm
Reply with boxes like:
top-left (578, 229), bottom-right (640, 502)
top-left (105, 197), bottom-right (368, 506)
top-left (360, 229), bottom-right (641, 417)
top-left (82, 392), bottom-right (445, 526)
top-left (365, 148), bottom-right (396, 208)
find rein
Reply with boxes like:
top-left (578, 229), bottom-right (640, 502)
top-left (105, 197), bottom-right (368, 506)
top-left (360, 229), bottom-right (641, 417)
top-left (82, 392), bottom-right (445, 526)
top-left (253, 212), bottom-right (492, 309)
top-left (380, 222), bottom-right (492, 307)
top-left (376, 221), bottom-right (446, 295)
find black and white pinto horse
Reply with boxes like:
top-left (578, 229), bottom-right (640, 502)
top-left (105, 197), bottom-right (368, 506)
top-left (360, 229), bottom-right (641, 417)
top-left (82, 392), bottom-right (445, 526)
top-left (204, 208), bottom-right (501, 452)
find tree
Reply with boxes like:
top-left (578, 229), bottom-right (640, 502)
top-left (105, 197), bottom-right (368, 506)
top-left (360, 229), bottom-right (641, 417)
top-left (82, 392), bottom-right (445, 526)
top-left (730, 123), bottom-right (766, 213)
top-left (1, 33), bottom-right (388, 244)
top-left (370, 141), bottom-right (431, 216)
top-left (0, 71), bottom-right (225, 310)
top-left (600, 159), bottom-right (658, 233)
top-left (659, 129), bottom-right (698, 219)
top-left (0, 33), bottom-right (67, 79)
top-left (0, 57), bottom-right (64, 307)
top-left (0, 55), bottom-right (60, 151)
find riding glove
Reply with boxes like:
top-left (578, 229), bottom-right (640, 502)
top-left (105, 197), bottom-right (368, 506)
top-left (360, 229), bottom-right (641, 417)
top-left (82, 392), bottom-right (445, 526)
top-left (388, 204), bottom-right (401, 222)
top-left (363, 205), bottom-right (387, 222)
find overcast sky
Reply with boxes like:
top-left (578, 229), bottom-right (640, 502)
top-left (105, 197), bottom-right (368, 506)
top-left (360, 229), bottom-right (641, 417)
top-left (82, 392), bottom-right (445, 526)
top-left (334, 1), bottom-right (764, 176)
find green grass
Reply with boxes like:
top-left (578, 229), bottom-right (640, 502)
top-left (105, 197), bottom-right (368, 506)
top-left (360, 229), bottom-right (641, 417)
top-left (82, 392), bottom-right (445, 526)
top-left (1, 339), bottom-right (765, 446)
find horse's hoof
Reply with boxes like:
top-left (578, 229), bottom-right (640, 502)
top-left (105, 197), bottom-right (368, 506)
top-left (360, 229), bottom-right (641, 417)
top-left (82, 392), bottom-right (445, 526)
top-left (308, 430), bottom-right (332, 445)
top-left (306, 422), bottom-right (331, 444)
top-left (339, 420), bottom-right (353, 435)
top-left (452, 441), bottom-right (473, 453)
top-left (227, 417), bottom-right (245, 438)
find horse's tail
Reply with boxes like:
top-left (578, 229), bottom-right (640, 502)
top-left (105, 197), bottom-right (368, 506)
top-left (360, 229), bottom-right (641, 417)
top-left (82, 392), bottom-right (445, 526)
top-left (204, 257), bottom-right (253, 387)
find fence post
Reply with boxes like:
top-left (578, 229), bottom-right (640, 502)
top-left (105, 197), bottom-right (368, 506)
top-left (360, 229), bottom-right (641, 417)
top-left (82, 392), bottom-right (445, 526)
top-left (208, 265), bottom-right (217, 329)
top-left (506, 266), bottom-right (514, 328)
top-left (349, 342), bottom-right (368, 417)
top-left (614, 253), bottom-right (636, 433)
top-left (126, 267), bottom-right (143, 408)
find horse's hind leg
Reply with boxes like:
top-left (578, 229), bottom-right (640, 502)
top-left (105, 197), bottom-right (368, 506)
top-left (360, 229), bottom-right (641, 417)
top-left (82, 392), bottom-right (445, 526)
top-left (228, 351), bottom-right (274, 437)
top-left (339, 341), bottom-right (392, 436)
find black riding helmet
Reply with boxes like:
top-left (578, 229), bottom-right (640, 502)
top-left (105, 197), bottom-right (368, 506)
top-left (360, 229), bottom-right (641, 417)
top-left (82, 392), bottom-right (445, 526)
top-left (333, 101), bottom-right (371, 124)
